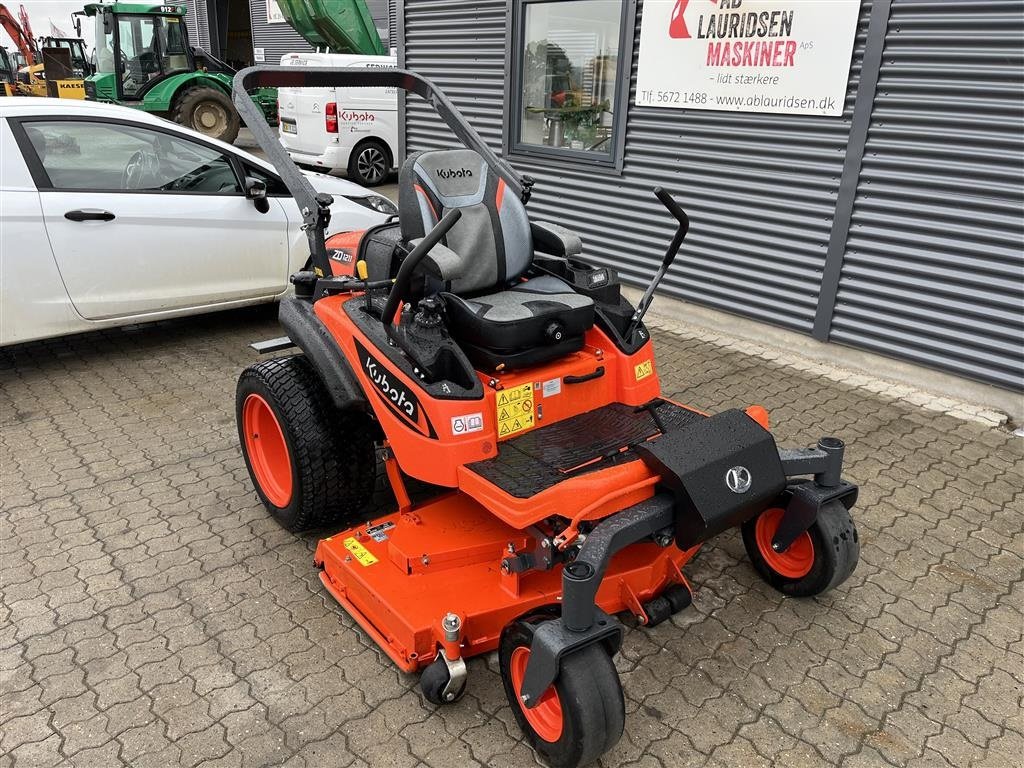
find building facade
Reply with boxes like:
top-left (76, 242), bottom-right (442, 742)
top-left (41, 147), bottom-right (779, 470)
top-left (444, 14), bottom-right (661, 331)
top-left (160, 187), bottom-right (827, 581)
top-left (184, 1), bottom-right (395, 69)
top-left (398, 0), bottom-right (1024, 392)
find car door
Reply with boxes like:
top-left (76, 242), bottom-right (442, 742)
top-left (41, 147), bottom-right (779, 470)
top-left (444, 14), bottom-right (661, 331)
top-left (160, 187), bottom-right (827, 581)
top-left (11, 116), bottom-right (289, 320)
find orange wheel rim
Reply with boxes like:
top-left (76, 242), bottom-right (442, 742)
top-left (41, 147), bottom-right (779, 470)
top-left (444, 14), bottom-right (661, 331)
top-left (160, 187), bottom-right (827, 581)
top-left (510, 646), bottom-right (564, 743)
top-left (756, 507), bottom-right (814, 579)
top-left (242, 394), bottom-right (293, 507)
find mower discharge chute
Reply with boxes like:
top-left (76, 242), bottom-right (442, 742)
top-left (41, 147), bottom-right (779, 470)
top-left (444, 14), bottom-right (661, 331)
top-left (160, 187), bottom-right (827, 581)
top-left (232, 66), bottom-right (861, 768)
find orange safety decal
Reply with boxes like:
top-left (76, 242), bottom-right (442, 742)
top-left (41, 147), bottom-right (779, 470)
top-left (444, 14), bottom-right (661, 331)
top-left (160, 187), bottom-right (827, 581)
top-left (495, 383), bottom-right (535, 438)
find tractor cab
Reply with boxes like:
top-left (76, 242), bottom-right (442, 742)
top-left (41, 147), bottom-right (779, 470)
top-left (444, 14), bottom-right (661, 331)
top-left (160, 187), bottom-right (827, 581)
top-left (41, 36), bottom-right (93, 79)
top-left (84, 3), bottom-right (192, 102)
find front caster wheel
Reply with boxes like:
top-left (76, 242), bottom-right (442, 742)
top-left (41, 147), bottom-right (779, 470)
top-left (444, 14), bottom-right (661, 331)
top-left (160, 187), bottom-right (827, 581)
top-left (499, 615), bottom-right (624, 768)
top-left (419, 655), bottom-right (465, 705)
top-left (742, 499), bottom-right (860, 597)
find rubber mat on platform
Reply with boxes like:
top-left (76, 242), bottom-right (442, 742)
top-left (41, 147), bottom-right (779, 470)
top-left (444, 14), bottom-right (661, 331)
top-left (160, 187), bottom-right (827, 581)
top-left (465, 400), bottom-right (705, 498)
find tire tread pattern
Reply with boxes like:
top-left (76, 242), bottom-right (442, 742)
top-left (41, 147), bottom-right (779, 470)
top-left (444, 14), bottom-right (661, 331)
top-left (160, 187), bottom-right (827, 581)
top-left (237, 355), bottom-right (375, 531)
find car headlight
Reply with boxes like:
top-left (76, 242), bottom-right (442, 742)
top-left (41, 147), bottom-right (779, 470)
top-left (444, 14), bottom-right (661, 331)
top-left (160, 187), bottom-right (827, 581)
top-left (347, 195), bottom-right (398, 216)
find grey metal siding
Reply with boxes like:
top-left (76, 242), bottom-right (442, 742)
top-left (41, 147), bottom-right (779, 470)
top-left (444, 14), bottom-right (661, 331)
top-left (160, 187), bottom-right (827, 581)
top-left (828, 0), bottom-right (1024, 390)
top-left (402, 0), bottom-right (873, 334)
top-left (250, 0), bottom-right (393, 64)
top-left (249, 0), bottom-right (314, 64)
top-left (184, 0), bottom-right (199, 47)
top-left (400, 0), bottom-right (1024, 390)
top-left (194, 0), bottom-right (211, 51)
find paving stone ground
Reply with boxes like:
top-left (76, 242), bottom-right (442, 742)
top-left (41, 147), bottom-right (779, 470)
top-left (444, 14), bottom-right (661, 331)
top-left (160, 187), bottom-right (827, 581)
top-left (1, 306), bottom-right (1021, 768)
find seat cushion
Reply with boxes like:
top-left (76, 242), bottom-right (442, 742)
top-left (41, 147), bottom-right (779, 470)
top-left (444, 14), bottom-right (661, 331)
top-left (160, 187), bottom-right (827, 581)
top-left (443, 275), bottom-right (595, 352)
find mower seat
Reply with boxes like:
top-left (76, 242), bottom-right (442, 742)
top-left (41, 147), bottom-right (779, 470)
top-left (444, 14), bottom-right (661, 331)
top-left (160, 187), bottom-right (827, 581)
top-left (399, 148), bottom-right (594, 369)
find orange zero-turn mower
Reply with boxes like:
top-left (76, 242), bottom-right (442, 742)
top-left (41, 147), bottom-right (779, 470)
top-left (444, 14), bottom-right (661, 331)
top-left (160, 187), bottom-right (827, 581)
top-left (232, 67), bottom-right (861, 768)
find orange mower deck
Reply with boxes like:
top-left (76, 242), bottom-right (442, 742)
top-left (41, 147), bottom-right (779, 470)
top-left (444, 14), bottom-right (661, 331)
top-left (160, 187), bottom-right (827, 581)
top-left (314, 491), bottom-right (695, 672)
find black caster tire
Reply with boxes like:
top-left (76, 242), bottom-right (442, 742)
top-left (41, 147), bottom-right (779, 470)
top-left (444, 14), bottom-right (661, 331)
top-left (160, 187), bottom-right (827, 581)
top-left (236, 355), bottom-right (376, 531)
top-left (346, 138), bottom-right (390, 186)
top-left (420, 656), bottom-right (465, 705)
top-left (742, 500), bottom-right (860, 597)
top-left (499, 614), bottom-right (624, 768)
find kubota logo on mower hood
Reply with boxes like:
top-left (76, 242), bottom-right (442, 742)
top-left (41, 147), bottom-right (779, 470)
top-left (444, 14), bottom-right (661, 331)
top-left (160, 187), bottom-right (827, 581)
top-left (355, 340), bottom-right (436, 438)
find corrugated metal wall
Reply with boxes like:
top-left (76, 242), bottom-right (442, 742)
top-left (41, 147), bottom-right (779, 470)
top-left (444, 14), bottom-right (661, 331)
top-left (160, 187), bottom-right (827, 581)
top-left (402, 0), bottom-right (873, 334)
top-left (828, 0), bottom-right (1024, 390)
top-left (399, 0), bottom-right (1023, 391)
top-left (250, 0), bottom-right (314, 63)
top-left (249, 0), bottom-right (393, 64)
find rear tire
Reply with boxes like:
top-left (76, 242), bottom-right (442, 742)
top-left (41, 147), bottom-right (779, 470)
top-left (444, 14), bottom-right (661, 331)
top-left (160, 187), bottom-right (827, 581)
top-left (347, 138), bottom-right (390, 186)
top-left (742, 500), bottom-right (859, 597)
top-left (499, 613), bottom-right (624, 768)
top-left (173, 86), bottom-right (240, 143)
top-left (236, 355), bottom-right (375, 531)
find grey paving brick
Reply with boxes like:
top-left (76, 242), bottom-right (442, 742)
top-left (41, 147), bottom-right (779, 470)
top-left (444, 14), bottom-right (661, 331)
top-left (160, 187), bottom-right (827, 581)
top-left (2, 306), bottom-right (1021, 768)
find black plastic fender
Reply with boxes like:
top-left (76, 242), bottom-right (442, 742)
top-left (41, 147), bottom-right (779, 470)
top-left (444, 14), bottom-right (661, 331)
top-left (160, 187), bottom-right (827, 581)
top-left (278, 298), bottom-right (368, 412)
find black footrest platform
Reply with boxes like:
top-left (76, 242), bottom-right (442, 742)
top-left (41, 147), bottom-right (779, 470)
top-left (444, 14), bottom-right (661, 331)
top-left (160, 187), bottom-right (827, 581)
top-left (466, 400), bottom-right (704, 498)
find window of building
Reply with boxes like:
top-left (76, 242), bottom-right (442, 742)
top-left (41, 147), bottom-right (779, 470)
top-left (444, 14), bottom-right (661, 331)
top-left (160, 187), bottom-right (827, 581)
top-left (509, 0), bottom-right (632, 166)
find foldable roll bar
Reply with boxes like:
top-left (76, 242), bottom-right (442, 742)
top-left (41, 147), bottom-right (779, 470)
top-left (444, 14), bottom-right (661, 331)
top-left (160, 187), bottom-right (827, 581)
top-left (232, 66), bottom-right (529, 278)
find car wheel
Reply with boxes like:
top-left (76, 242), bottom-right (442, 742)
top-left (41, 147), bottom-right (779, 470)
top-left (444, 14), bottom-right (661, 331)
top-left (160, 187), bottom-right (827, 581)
top-left (347, 139), bottom-right (390, 186)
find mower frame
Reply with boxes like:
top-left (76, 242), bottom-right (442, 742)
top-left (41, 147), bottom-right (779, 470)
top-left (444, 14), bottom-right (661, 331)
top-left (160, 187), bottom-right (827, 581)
top-left (232, 64), bottom-right (862, 768)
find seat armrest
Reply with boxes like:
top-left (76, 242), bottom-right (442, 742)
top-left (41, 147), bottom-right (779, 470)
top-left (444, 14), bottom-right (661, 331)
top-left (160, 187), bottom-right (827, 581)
top-left (531, 221), bottom-right (583, 259)
top-left (407, 238), bottom-right (463, 281)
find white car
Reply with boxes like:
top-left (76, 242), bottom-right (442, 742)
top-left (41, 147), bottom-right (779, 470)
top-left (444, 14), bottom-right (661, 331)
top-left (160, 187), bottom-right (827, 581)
top-left (0, 97), bottom-right (397, 347)
top-left (277, 52), bottom-right (398, 186)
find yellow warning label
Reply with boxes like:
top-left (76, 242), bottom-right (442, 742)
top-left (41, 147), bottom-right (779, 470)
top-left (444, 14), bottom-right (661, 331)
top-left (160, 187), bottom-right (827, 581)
top-left (495, 383), bottom-right (535, 438)
top-left (343, 537), bottom-right (378, 566)
top-left (634, 359), bottom-right (653, 381)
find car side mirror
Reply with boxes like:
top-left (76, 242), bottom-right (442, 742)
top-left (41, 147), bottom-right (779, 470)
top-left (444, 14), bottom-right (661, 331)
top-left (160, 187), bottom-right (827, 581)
top-left (245, 177), bottom-right (270, 214)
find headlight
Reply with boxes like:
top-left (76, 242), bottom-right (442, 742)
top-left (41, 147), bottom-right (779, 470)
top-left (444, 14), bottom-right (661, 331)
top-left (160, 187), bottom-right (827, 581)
top-left (347, 195), bottom-right (398, 216)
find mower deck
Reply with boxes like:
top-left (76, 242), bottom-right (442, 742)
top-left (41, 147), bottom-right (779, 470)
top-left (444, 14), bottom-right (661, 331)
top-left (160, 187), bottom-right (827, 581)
top-left (314, 490), bottom-right (694, 672)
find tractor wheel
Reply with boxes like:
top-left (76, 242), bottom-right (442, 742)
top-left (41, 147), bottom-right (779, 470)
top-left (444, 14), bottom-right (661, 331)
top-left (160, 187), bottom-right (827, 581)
top-left (742, 500), bottom-right (860, 597)
top-left (173, 86), bottom-right (240, 143)
top-left (499, 613), bottom-right (624, 768)
top-left (347, 138), bottom-right (390, 186)
top-left (236, 355), bottom-right (376, 531)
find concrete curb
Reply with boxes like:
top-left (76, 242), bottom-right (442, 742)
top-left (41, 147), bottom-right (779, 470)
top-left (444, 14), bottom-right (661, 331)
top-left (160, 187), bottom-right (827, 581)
top-left (630, 289), bottom-right (1017, 430)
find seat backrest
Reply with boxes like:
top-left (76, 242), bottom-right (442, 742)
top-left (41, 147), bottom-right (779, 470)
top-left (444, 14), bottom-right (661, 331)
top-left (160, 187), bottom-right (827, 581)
top-left (399, 148), bottom-right (532, 295)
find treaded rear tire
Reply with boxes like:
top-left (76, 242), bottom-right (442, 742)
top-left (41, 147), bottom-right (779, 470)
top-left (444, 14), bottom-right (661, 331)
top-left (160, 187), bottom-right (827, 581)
top-left (173, 85), bottom-right (240, 143)
top-left (236, 355), bottom-right (375, 531)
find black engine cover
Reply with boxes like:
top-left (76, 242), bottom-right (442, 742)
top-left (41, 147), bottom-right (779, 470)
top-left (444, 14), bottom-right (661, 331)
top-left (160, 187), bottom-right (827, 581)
top-left (635, 409), bottom-right (786, 549)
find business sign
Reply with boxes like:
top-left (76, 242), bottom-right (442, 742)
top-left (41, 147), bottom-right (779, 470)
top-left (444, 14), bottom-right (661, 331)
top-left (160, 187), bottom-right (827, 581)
top-left (267, 0), bottom-right (286, 24)
top-left (636, 0), bottom-right (860, 116)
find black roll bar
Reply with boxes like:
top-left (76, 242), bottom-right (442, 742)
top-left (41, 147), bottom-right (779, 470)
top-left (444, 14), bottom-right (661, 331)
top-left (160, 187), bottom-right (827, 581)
top-left (232, 66), bottom-right (528, 278)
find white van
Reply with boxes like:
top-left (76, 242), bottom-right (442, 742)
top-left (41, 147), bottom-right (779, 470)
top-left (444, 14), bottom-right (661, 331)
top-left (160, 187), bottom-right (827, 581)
top-left (277, 52), bottom-right (398, 187)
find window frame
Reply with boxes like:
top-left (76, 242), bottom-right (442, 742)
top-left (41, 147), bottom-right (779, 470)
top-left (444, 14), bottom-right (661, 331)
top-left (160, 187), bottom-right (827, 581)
top-left (504, 0), bottom-right (636, 171)
top-left (7, 114), bottom-right (252, 197)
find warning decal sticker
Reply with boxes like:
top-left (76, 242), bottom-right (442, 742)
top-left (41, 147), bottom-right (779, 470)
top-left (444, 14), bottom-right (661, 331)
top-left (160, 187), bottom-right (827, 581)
top-left (634, 359), bottom-right (654, 381)
top-left (343, 537), bottom-right (378, 566)
top-left (495, 383), bottom-right (535, 438)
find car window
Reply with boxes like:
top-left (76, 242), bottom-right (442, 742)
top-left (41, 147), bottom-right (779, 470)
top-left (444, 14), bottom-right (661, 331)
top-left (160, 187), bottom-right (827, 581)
top-left (22, 120), bottom-right (242, 194)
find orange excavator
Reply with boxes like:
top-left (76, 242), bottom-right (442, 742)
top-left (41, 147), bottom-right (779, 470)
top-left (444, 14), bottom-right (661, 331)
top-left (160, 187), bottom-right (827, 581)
top-left (0, 3), bottom-right (38, 95)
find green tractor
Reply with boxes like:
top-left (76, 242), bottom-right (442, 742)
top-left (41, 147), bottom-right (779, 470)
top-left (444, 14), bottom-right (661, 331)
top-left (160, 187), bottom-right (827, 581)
top-left (82, 3), bottom-right (275, 143)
